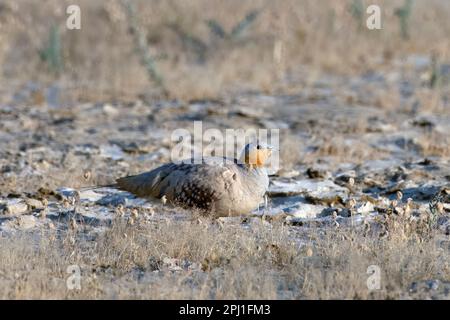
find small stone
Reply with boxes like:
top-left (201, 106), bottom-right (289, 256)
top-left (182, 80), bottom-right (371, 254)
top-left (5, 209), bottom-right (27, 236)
top-left (427, 280), bottom-right (440, 291)
top-left (334, 171), bottom-right (357, 186)
top-left (57, 188), bottom-right (74, 198)
top-left (16, 215), bottom-right (37, 230)
top-left (102, 104), bottom-right (119, 116)
top-left (97, 194), bottom-right (127, 206)
top-left (162, 257), bottom-right (183, 272)
top-left (338, 208), bottom-right (352, 218)
top-left (233, 107), bottom-right (264, 118)
top-left (269, 179), bottom-right (348, 201)
top-left (2, 200), bottom-right (29, 215)
top-left (99, 144), bottom-right (125, 161)
top-left (26, 198), bottom-right (44, 210)
top-left (276, 169), bottom-right (300, 178)
top-left (306, 167), bottom-right (331, 179)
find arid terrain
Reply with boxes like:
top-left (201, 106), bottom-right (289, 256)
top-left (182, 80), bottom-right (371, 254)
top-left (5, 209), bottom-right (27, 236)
top-left (0, 0), bottom-right (449, 299)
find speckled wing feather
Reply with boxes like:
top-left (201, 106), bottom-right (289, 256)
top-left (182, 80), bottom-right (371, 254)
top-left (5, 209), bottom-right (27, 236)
top-left (116, 159), bottom-right (243, 210)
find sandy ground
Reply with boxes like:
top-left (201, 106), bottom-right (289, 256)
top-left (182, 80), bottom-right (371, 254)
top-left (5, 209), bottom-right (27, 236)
top-left (0, 56), bottom-right (449, 299)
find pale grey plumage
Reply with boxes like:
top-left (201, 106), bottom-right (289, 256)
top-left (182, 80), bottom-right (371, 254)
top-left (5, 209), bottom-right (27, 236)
top-left (116, 153), bottom-right (270, 217)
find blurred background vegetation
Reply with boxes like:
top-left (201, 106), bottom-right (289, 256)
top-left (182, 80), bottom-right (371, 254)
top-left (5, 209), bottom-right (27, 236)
top-left (0, 0), bottom-right (449, 103)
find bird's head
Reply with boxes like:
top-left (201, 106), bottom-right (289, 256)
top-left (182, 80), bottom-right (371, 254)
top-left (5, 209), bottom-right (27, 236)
top-left (240, 142), bottom-right (274, 168)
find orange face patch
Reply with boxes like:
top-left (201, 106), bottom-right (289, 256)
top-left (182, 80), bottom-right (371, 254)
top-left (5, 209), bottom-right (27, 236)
top-left (255, 149), bottom-right (272, 167)
top-left (242, 148), bottom-right (272, 167)
top-left (256, 151), bottom-right (264, 167)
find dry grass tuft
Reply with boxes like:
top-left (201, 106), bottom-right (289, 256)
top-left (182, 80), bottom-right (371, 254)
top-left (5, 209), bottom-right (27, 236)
top-left (0, 214), bottom-right (448, 299)
top-left (1, 0), bottom-right (450, 100)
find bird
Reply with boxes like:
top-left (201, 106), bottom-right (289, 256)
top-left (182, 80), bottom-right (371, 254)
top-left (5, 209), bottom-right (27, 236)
top-left (110, 142), bottom-right (273, 217)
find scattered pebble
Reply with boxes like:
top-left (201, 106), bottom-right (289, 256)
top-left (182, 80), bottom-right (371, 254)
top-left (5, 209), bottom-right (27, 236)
top-left (1, 199), bottom-right (28, 215)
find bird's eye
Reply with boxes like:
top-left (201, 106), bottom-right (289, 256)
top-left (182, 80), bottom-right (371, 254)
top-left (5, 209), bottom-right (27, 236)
top-left (256, 145), bottom-right (261, 150)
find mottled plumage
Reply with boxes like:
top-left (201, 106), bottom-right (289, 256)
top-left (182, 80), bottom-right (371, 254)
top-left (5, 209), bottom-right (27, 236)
top-left (116, 143), bottom-right (272, 216)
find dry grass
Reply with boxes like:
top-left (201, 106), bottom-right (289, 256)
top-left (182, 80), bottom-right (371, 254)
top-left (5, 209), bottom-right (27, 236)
top-left (1, 0), bottom-right (450, 101)
top-left (0, 213), bottom-right (448, 299)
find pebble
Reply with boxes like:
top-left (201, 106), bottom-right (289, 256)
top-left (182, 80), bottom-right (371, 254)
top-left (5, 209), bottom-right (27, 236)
top-left (356, 202), bottom-right (375, 215)
top-left (26, 198), bottom-right (44, 210)
top-left (1, 199), bottom-right (29, 215)
top-left (276, 169), bottom-right (300, 178)
top-left (18, 215), bottom-right (37, 229)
